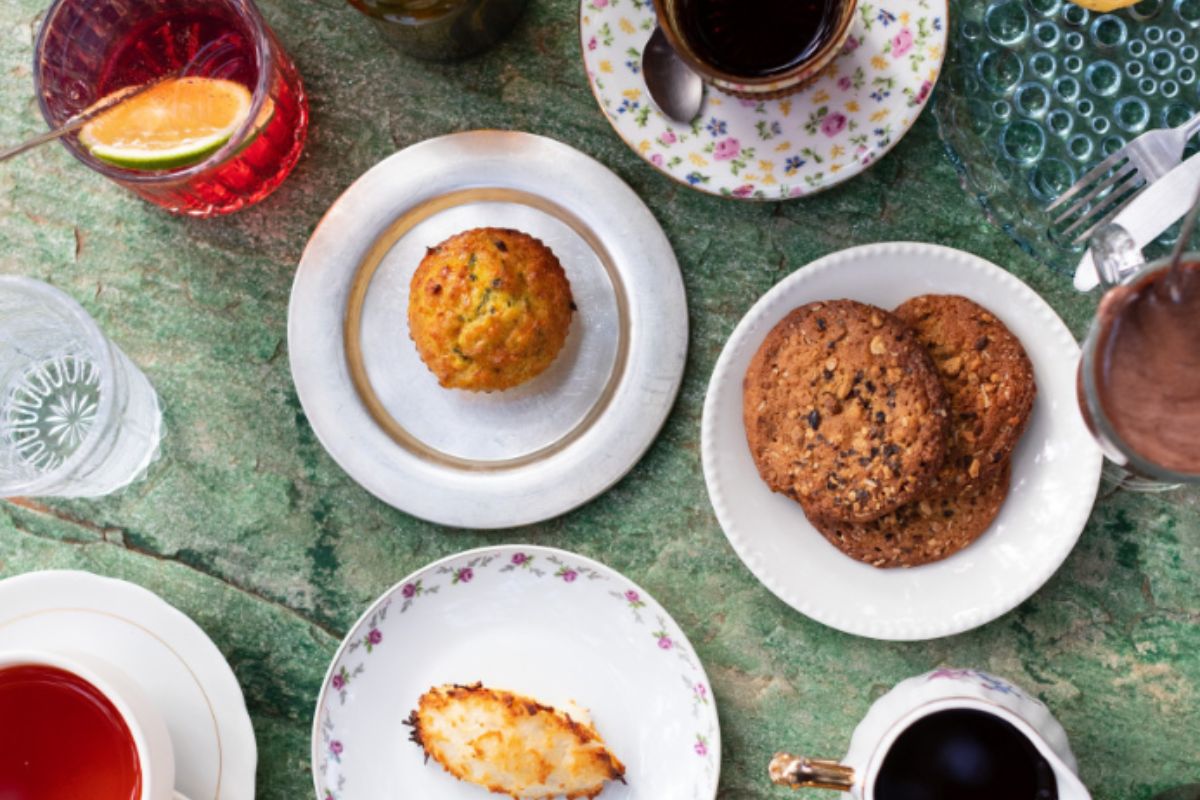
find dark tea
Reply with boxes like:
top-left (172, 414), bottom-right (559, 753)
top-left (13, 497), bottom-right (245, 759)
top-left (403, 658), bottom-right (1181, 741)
top-left (0, 665), bottom-right (142, 800)
top-left (875, 709), bottom-right (1058, 800)
top-left (676, 0), bottom-right (842, 77)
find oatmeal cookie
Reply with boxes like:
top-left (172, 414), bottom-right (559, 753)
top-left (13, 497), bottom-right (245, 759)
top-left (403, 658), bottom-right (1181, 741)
top-left (743, 300), bottom-right (950, 523)
top-left (894, 295), bottom-right (1035, 494)
top-left (811, 462), bottom-right (1011, 568)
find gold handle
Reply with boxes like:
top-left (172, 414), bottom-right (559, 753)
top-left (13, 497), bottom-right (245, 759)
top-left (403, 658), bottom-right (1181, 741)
top-left (769, 753), bottom-right (855, 792)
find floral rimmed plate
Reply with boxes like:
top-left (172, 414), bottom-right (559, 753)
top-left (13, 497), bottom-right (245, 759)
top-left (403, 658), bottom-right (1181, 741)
top-left (579, 0), bottom-right (948, 200)
top-left (311, 545), bottom-right (720, 800)
top-left (701, 243), bottom-right (1103, 641)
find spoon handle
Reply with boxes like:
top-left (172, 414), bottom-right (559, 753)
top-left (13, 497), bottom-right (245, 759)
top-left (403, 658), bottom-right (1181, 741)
top-left (0, 74), bottom-right (176, 165)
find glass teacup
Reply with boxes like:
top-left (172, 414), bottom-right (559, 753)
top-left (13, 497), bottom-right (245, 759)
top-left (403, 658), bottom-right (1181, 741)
top-left (1079, 224), bottom-right (1200, 491)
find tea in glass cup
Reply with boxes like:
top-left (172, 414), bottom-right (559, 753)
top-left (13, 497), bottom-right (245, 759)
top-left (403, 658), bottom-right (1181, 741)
top-left (1079, 230), bottom-right (1200, 490)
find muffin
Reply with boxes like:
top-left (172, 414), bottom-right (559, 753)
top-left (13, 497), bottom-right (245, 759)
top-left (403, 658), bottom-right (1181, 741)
top-left (408, 228), bottom-right (575, 392)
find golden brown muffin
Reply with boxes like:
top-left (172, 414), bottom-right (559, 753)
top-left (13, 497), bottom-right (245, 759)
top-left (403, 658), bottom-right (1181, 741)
top-left (409, 229), bottom-right (575, 392)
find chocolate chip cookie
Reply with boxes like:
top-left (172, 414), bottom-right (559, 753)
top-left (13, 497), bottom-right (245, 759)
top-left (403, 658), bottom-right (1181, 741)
top-left (811, 462), bottom-right (1011, 568)
top-left (743, 300), bottom-right (950, 523)
top-left (893, 295), bottom-right (1035, 495)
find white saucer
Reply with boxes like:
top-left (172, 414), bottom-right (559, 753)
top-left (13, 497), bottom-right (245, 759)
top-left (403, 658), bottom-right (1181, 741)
top-left (702, 242), bottom-right (1103, 641)
top-left (289, 131), bottom-right (688, 529)
top-left (0, 570), bottom-right (257, 800)
top-left (312, 545), bottom-right (720, 800)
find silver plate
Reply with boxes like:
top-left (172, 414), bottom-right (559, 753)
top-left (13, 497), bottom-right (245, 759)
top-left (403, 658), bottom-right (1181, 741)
top-left (288, 131), bottom-right (688, 528)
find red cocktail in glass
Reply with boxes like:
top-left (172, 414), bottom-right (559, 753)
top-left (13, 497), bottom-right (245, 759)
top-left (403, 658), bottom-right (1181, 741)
top-left (34, 0), bottom-right (308, 217)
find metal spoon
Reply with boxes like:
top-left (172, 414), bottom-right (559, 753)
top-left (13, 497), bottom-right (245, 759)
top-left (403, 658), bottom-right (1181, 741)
top-left (642, 26), bottom-right (704, 124)
top-left (1162, 178), bottom-right (1200, 301)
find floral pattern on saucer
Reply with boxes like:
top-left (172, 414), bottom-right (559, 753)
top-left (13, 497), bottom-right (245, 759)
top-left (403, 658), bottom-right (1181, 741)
top-left (312, 546), bottom-right (720, 800)
top-left (580, 0), bottom-right (948, 200)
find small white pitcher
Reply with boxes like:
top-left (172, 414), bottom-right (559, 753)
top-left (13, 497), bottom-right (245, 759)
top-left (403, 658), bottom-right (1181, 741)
top-left (769, 668), bottom-right (1091, 799)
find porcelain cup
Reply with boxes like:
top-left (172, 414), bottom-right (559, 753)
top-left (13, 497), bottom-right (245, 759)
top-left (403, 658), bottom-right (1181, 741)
top-left (769, 668), bottom-right (1091, 799)
top-left (0, 649), bottom-right (190, 800)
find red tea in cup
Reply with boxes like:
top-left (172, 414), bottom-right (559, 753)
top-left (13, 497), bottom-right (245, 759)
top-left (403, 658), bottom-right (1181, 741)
top-left (0, 664), bottom-right (142, 800)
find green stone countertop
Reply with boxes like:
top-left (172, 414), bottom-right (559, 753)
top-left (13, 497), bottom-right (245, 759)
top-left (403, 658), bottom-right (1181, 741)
top-left (0, 1), bottom-right (1197, 798)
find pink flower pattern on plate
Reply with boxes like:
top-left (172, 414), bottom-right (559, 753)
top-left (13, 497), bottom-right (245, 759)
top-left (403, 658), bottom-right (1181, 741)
top-left (820, 112), bottom-right (848, 137)
top-left (713, 138), bottom-right (741, 161)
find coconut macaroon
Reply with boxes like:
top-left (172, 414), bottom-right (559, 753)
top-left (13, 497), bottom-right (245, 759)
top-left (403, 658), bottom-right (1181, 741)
top-left (406, 683), bottom-right (625, 799)
top-left (408, 228), bottom-right (575, 392)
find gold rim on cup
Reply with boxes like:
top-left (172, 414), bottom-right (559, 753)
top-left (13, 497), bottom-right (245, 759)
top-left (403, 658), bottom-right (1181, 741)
top-left (653, 0), bottom-right (860, 99)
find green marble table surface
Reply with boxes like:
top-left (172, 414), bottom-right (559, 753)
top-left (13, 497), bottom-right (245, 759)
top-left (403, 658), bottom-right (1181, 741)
top-left (0, 1), bottom-right (1196, 797)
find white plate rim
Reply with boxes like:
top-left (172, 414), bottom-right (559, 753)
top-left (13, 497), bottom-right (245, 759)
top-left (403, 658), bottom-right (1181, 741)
top-left (287, 131), bottom-right (689, 529)
top-left (0, 569), bottom-right (257, 800)
top-left (309, 543), bottom-right (722, 800)
top-left (701, 241), bottom-right (1103, 640)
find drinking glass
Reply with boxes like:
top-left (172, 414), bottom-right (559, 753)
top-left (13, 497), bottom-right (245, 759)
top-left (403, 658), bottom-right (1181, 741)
top-left (0, 277), bottom-right (162, 498)
top-left (346, 0), bottom-right (528, 61)
top-left (1079, 225), bottom-right (1199, 491)
top-left (34, 0), bottom-right (309, 217)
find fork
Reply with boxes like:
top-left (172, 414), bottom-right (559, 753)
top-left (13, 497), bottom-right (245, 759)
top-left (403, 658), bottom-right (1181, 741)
top-left (1046, 110), bottom-right (1200, 245)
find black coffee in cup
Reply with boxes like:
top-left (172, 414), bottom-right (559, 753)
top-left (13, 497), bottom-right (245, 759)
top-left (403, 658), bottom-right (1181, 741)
top-left (676, 0), bottom-right (842, 77)
top-left (875, 709), bottom-right (1058, 800)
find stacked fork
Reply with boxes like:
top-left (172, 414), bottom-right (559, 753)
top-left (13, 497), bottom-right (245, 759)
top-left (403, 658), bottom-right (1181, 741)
top-left (1048, 110), bottom-right (1200, 247)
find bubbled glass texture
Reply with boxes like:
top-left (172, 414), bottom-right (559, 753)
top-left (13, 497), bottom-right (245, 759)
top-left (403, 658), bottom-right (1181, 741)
top-left (935, 0), bottom-right (1200, 274)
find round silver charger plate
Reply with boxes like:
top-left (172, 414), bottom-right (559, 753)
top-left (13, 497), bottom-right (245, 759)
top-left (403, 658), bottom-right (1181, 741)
top-left (288, 131), bottom-right (688, 529)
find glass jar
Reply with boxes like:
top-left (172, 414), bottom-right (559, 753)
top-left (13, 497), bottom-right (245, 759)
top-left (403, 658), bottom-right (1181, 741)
top-left (347, 0), bottom-right (528, 61)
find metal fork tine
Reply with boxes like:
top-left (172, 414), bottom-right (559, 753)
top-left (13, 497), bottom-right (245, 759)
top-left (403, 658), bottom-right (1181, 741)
top-left (1051, 163), bottom-right (1140, 226)
top-left (1069, 179), bottom-right (1148, 244)
top-left (1061, 176), bottom-right (1143, 239)
top-left (1046, 149), bottom-right (1131, 212)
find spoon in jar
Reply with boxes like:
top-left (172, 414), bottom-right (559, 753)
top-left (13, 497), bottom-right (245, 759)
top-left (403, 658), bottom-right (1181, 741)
top-left (1161, 180), bottom-right (1200, 302)
top-left (642, 26), bottom-right (704, 124)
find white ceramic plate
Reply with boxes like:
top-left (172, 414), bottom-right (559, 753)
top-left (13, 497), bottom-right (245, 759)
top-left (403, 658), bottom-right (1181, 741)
top-left (0, 570), bottom-right (257, 800)
top-left (580, 0), bottom-right (948, 200)
top-left (289, 131), bottom-right (688, 529)
top-left (311, 545), bottom-right (720, 800)
top-left (702, 242), bottom-right (1103, 641)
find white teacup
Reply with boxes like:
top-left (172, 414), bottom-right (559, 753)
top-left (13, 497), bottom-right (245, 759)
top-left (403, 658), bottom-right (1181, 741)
top-left (770, 668), bottom-right (1091, 799)
top-left (0, 649), bottom-right (189, 800)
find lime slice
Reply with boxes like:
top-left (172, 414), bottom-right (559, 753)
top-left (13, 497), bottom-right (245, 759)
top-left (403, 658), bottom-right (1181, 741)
top-left (79, 77), bottom-right (254, 170)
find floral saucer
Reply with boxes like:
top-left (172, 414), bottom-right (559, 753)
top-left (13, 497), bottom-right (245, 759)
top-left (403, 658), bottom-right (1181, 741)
top-left (312, 545), bottom-right (720, 800)
top-left (580, 0), bottom-right (949, 200)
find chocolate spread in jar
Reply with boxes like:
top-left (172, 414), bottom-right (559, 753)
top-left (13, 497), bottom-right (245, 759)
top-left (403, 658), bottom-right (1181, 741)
top-left (1093, 261), bottom-right (1200, 475)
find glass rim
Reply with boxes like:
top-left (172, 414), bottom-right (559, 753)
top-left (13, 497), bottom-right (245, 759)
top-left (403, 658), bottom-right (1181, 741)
top-left (32, 0), bottom-right (276, 186)
top-left (0, 276), bottom-right (119, 496)
top-left (653, 0), bottom-right (859, 88)
top-left (1080, 251), bottom-right (1200, 485)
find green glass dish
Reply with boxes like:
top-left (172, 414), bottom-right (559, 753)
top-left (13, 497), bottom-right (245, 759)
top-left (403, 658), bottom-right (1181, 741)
top-left (935, 0), bottom-right (1200, 275)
